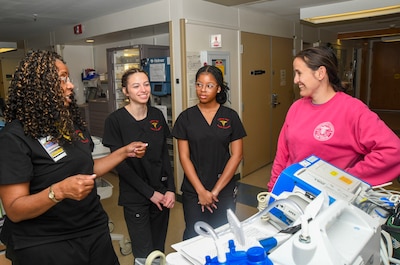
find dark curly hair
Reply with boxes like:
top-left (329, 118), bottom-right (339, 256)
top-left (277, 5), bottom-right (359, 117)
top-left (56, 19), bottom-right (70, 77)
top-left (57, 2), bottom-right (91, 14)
top-left (196, 65), bottom-right (230, 104)
top-left (4, 50), bottom-right (86, 144)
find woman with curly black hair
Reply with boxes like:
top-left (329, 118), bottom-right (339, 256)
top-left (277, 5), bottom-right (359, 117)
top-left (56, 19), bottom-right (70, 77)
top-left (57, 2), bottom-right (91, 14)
top-left (0, 50), bottom-right (147, 265)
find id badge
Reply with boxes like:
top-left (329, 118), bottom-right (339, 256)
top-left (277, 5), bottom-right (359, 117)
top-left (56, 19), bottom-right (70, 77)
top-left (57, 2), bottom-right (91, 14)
top-left (38, 136), bottom-right (67, 162)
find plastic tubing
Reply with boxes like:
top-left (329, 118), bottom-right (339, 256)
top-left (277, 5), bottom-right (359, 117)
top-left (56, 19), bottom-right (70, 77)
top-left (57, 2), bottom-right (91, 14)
top-left (194, 221), bottom-right (219, 240)
top-left (217, 198), bottom-right (305, 237)
top-left (241, 198), bottom-right (304, 227)
top-left (194, 221), bottom-right (227, 263)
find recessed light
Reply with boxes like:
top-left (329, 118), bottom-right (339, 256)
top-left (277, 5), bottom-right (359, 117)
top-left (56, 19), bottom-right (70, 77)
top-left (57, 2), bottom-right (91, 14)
top-left (86, 39), bottom-right (95, 43)
top-left (0, 42), bottom-right (17, 53)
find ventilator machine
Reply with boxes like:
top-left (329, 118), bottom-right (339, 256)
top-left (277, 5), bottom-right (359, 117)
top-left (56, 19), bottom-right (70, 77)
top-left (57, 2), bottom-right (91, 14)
top-left (167, 155), bottom-right (400, 265)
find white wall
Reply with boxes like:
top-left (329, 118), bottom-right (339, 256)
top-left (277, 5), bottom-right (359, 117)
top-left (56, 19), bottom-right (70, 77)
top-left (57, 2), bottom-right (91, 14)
top-left (238, 8), bottom-right (293, 38)
top-left (54, 1), bottom-right (172, 46)
top-left (57, 45), bottom-right (94, 105)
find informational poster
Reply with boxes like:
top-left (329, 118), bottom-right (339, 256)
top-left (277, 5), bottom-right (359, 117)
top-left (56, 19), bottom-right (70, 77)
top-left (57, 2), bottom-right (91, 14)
top-left (186, 52), bottom-right (202, 101)
top-left (213, 59), bottom-right (225, 79)
top-left (149, 63), bottom-right (166, 82)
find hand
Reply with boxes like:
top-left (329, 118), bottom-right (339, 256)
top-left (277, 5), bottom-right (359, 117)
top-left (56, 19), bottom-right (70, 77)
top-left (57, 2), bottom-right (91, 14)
top-left (55, 174), bottom-right (97, 201)
top-left (162, 191), bottom-right (176, 209)
top-left (126, 142), bottom-right (147, 158)
top-left (150, 191), bottom-right (165, 211)
top-left (198, 190), bottom-right (218, 213)
top-left (211, 190), bottom-right (219, 204)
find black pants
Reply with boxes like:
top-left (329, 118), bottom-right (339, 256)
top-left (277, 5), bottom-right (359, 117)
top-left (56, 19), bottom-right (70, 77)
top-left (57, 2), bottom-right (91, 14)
top-left (6, 228), bottom-right (119, 265)
top-left (182, 189), bottom-right (237, 240)
top-left (123, 203), bottom-right (170, 260)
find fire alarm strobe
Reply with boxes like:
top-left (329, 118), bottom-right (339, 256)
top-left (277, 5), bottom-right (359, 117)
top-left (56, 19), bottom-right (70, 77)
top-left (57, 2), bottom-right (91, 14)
top-left (74, 24), bottom-right (83, 35)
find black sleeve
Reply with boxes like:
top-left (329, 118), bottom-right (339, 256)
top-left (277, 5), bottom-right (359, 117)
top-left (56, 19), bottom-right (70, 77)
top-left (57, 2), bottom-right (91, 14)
top-left (230, 108), bottom-right (247, 141)
top-left (171, 110), bottom-right (188, 140)
top-left (147, 111), bottom-right (175, 194)
top-left (103, 113), bottom-right (155, 199)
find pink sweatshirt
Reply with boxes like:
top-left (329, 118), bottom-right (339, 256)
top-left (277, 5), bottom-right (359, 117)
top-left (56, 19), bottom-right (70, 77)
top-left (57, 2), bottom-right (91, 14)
top-left (268, 92), bottom-right (400, 191)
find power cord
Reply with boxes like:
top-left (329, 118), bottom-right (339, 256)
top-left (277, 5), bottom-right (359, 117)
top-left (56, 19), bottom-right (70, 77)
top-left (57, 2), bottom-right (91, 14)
top-left (355, 187), bottom-right (400, 224)
top-left (257, 191), bottom-right (271, 221)
top-left (381, 229), bottom-right (400, 265)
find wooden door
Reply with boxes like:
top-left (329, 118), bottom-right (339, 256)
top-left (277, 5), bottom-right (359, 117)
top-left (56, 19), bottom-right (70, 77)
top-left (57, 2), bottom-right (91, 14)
top-left (270, 36), bottom-right (295, 158)
top-left (241, 32), bottom-right (271, 176)
top-left (370, 41), bottom-right (400, 110)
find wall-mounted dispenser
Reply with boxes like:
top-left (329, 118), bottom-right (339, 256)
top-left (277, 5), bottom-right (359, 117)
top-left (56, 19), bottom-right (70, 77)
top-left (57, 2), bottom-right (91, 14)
top-left (143, 57), bottom-right (171, 96)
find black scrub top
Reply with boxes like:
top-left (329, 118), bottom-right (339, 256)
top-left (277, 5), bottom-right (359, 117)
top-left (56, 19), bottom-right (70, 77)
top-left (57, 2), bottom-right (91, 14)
top-left (172, 105), bottom-right (246, 196)
top-left (102, 106), bottom-right (175, 206)
top-left (0, 120), bottom-right (107, 250)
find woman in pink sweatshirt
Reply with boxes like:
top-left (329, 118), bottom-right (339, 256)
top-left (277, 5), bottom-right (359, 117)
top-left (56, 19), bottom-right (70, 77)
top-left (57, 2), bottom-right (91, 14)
top-left (268, 46), bottom-right (400, 191)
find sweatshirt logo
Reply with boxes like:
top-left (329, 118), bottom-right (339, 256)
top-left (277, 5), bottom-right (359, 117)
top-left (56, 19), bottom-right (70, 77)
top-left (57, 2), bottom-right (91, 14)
top-left (313, 122), bottom-right (334, 141)
top-left (217, 118), bottom-right (230, 129)
top-left (150, 120), bottom-right (162, 131)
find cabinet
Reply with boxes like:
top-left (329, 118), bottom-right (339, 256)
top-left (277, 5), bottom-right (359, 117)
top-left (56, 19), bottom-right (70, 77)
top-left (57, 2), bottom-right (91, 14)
top-left (88, 100), bottom-right (108, 138)
top-left (106, 44), bottom-right (170, 111)
top-left (78, 103), bottom-right (90, 129)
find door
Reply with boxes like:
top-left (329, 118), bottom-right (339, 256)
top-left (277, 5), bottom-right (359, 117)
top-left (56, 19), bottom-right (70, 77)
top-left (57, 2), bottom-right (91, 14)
top-left (241, 32), bottom-right (294, 177)
top-left (369, 41), bottom-right (400, 110)
top-left (270, 36), bottom-right (295, 157)
top-left (241, 32), bottom-right (271, 176)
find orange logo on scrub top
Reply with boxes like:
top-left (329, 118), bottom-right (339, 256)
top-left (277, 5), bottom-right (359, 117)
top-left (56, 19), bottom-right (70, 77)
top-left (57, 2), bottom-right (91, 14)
top-left (150, 120), bottom-right (162, 131)
top-left (76, 129), bottom-right (89, 143)
top-left (217, 118), bottom-right (230, 129)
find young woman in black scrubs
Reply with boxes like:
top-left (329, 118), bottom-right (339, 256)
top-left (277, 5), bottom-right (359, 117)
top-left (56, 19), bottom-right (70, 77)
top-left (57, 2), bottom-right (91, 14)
top-left (102, 68), bottom-right (175, 260)
top-left (172, 65), bottom-right (246, 240)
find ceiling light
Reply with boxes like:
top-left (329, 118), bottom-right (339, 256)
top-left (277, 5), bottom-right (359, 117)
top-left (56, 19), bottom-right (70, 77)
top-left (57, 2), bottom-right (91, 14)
top-left (300, 0), bottom-right (400, 24)
top-left (85, 39), bottom-right (95, 43)
top-left (0, 42), bottom-right (17, 53)
top-left (381, 35), bottom-right (400, 42)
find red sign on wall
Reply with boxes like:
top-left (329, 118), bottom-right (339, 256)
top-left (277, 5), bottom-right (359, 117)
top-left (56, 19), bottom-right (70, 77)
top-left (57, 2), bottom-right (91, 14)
top-left (74, 24), bottom-right (82, 35)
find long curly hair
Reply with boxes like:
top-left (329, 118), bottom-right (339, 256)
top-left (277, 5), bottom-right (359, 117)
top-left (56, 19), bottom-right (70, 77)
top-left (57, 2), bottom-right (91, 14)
top-left (4, 50), bottom-right (86, 144)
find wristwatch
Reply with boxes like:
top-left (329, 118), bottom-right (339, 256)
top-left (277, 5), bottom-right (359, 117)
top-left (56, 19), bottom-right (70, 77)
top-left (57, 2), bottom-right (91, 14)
top-left (48, 185), bottom-right (60, 203)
